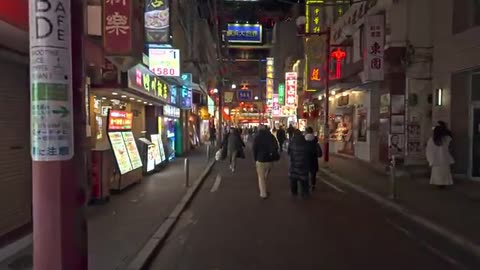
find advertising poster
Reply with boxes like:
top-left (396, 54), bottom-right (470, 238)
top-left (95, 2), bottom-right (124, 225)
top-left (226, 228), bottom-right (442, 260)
top-left (122, 131), bottom-right (143, 169)
top-left (391, 115), bottom-right (405, 134)
top-left (389, 134), bottom-right (404, 157)
top-left (30, 0), bottom-right (74, 161)
top-left (149, 48), bottom-right (180, 77)
top-left (146, 145), bottom-right (156, 172)
top-left (299, 119), bottom-right (307, 131)
top-left (145, 0), bottom-right (170, 43)
top-left (391, 95), bottom-right (405, 114)
top-left (150, 134), bottom-right (163, 165)
top-left (380, 94), bottom-right (390, 114)
top-left (108, 132), bottom-right (133, 174)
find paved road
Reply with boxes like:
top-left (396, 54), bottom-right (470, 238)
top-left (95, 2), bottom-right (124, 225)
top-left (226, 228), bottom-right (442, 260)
top-left (149, 147), bottom-right (475, 270)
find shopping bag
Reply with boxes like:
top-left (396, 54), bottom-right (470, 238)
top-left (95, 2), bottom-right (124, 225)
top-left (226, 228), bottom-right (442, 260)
top-left (215, 150), bottom-right (222, 161)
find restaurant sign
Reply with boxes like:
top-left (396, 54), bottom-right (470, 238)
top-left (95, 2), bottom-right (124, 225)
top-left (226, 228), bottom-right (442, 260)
top-left (145, 0), bottom-right (170, 43)
top-left (180, 73), bottom-right (192, 109)
top-left (104, 0), bottom-right (132, 55)
top-left (278, 83), bottom-right (285, 105)
top-left (266, 57), bottom-right (274, 110)
top-left (149, 48), bottom-right (180, 77)
top-left (237, 90), bottom-right (252, 101)
top-left (108, 110), bottom-right (133, 130)
top-left (364, 15), bottom-right (384, 81)
top-left (128, 64), bottom-right (168, 102)
top-left (285, 72), bottom-right (297, 106)
top-left (226, 24), bottom-right (262, 43)
top-left (163, 105), bottom-right (180, 118)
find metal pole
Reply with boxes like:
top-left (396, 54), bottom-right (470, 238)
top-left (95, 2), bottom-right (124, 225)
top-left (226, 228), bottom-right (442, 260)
top-left (390, 155), bottom-right (397, 200)
top-left (30, 0), bottom-right (88, 269)
top-left (185, 158), bottom-right (190, 187)
top-left (324, 27), bottom-right (331, 163)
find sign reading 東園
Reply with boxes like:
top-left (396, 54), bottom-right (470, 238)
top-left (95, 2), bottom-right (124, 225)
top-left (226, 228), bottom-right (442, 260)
top-left (364, 15), bottom-right (385, 81)
top-left (149, 48), bottom-right (180, 77)
top-left (226, 24), bottom-right (262, 43)
top-left (29, 0), bottom-right (74, 161)
top-left (285, 72), bottom-right (297, 106)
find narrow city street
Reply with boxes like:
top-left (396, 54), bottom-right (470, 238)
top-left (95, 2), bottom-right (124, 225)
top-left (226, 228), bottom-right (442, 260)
top-left (148, 147), bottom-right (474, 270)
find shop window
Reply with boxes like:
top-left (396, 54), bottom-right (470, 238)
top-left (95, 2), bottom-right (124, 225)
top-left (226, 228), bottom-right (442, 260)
top-left (452, 0), bottom-right (480, 34)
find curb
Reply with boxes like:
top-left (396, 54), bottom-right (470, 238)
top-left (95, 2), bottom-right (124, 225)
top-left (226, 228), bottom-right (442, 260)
top-left (125, 160), bottom-right (216, 270)
top-left (319, 167), bottom-right (480, 260)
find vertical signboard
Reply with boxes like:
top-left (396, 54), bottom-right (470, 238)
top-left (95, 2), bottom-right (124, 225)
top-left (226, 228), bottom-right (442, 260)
top-left (364, 15), bottom-right (385, 81)
top-left (180, 73), bottom-right (192, 109)
top-left (272, 94), bottom-right (280, 116)
top-left (149, 48), bottom-right (180, 77)
top-left (278, 83), bottom-right (285, 105)
top-left (266, 57), bottom-right (274, 112)
top-left (104, 0), bottom-right (132, 55)
top-left (29, 0), bottom-right (74, 161)
top-left (145, 0), bottom-right (170, 43)
top-left (306, 1), bottom-right (323, 34)
top-left (285, 72), bottom-right (298, 107)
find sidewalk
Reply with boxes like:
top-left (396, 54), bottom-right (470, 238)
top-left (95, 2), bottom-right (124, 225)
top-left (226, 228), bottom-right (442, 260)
top-left (320, 155), bottom-right (480, 250)
top-left (0, 145), bottom-right (213, 270)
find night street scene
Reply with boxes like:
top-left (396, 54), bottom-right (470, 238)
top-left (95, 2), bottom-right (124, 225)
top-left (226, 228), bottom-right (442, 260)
top-left (3, 0), bottom-right (480, 269)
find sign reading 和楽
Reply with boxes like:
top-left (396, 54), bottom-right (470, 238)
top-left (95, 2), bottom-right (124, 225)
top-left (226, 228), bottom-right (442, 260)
top-left (226, 24), bottom-right (262, 43)
top-left (149, 48), bottom-right (180, 77)
top-left (29, 0), bottom-right (74, 161)
top-left (104, 0), bottom-right (132, 55)
top-left (364, 15), bottom-right (384, 81)
top-left (285, 72), bottom-right (297, 107)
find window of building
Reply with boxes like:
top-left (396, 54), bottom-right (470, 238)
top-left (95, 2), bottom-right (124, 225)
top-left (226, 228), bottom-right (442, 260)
top-left (452, 0), bottom-right (480, 34)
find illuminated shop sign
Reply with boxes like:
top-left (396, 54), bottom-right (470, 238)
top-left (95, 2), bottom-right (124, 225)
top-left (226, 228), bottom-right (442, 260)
top-left (180, 73), bottom-right (192, 109)
top-left (237, 90), bottom-right (252, 101)
top-left (163, 105), bottom-right (180, 118)
top-left (272, 94), bottom-right (280, 116)
top-left (149, 48), bottom-right (180, 77)
top-left (266, 57), bottom-right (274, 110)
top-left (145, 0), bottom-right (170, 44)
top-left (285, 72), bottom-right (297, 106)
top-left (278, 83), bottom-right (285, 105)
top-left (169, 85), bottom-right (178, 105)
top-left (226, 24), bottom-right (262, 43)
top-left (128, 64), bottom-right (169, 102)
top-left (108, 110), bottom-right (133, 130)
top-left (306, 1), bottom-right (322, 34)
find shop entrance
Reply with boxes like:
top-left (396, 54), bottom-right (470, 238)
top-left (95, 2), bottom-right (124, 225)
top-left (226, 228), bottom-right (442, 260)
top-left (470, 105), bottom-right (480, 179)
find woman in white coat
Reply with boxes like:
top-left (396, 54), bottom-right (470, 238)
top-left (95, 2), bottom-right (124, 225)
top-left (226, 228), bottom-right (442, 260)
top-left (426, 126), bottom-right (454, 187)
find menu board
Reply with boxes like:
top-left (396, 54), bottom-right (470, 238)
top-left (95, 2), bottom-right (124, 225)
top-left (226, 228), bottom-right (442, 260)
top-left (108, 132), bottom-right (133, 175)
top-left (146, 145), bottom-right (156, 172)
top-left (150, 134), bottom-right (162, 165)
top-left (122, 131), bottom-right (143, 170)
top-left (158, 136), bottom-right (166, 162)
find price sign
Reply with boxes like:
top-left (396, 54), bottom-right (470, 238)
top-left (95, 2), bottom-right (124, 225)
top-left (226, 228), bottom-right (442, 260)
top-left (149, 48), bottom-right (180, 77)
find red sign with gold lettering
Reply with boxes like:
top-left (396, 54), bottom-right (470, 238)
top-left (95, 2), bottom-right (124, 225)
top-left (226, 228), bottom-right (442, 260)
top-left (108, 110), bottom-right (133, 130)
top-left (104, 0), bottom-right (132, 55)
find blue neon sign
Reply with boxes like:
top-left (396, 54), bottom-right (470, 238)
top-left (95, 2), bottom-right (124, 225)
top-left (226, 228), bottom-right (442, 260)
top-left (226, 24), bottom-right (262, 43)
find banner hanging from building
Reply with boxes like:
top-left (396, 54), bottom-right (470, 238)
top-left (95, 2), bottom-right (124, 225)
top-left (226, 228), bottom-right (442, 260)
top-left (226, 24), bottom-right (262, 43)
top-left (364, 15), bottom-right (385, 81)
top-left (145, 0), bottom-right (170, 44)
top-left (285, 72), bottom-right (297, 107)
top-left (306, 1), bottom-right (323, 34)
top-left (104, 0), bottom-right (132, 55)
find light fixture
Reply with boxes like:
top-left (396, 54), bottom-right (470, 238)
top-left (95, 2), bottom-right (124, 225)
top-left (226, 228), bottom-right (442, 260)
top-left (143, 101), bottom-right (148, 104)
top-left (318, 95), bottom-right (323, 101)
top-left (254, 96), bottom-right (259, 100)
top-left (101, 97), bottom-right (106, 100)
top-left (137, 99), bottom-right (142, 102)
top-left (129, 97), bottom-right (135, 100)
top-left (342, 92), bottom-right (348, 96)
top-left (148, 103), bottom-right (153, 106)
top-left (112, 92), bottom-right (118, 95)
top-left (435, 88), bottom-right (443, 106)
top-left (213, 88), bottom-right (218, 93)
top-left (121, 95), bottom-right (127, 98)
top-left (232, 84), bottom-right (236, 89)
top-left (330, 90), bottom-right (336, 95)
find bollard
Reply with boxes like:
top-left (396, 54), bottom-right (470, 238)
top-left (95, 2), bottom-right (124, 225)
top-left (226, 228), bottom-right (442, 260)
top-left (206, 144), bottom-right (210, 161)
top-left (389, 155), bottom-right (397, 200)
top-left (184, 158), bottom-right (190, 187)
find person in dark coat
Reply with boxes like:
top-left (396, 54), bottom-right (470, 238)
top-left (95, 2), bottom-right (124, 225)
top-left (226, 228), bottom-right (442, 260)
top-left (287, 124), bottom-right (295, 141)
top-left (305, 127), bottom-right (322, 190)
top-left (253, 126), bottom-right (279, 199)
top-left (209, 125), bottom-right (217, 146)
top-left (288, 129), bottom-right (316, 198)
top-left (227, 128), bottom-right (245, 172)
top-left (276, 126), bottom-right (287, 152)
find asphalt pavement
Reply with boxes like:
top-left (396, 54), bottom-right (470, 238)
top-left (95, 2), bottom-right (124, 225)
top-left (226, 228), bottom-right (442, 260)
top-left (148, 146), bottom-right (477, 270)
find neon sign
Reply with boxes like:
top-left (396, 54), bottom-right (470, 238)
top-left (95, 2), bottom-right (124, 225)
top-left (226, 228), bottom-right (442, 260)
top-left (285, 72), bottom-right (297, 106)
top-left (108, 110), bottom-right (133, 130)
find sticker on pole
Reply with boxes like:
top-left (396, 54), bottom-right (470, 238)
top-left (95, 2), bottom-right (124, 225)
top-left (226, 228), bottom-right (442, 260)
top-left (29, 0), bottom-right (74, 161)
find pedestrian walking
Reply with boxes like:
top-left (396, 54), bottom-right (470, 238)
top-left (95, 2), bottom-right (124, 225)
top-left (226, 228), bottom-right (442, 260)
top-left (253, 125), bottom-right (280, 199)
top-left (287, 124), bottom-right (295, 141)
top-left (209, 125), bottom-right (217, 146)
top-left (426, 125), bottom-right (454, 188)
top-left (305, 127), bottom-right (322, 191)
top-left (276, 125), bottom-right (287, 152)
top-left (288, 129), bottom-right (316, 198)
top-left (227, 128), bottom-right (245, 172)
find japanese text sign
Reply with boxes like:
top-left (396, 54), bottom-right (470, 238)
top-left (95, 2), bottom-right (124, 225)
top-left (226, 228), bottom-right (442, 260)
top-left (163, 105), bottom-right (180, 118)
top-left (104, 0), bottom-right (132, 55)
top-left (306, 2), bottom-right (323, 34)
top-left (226, 24), bottom-right (262, 43)
top-left (278, 83), bottom-right (285, 105)
top-left (237, 90), bottom-right (252, 101)
top-left (307, 63), bottom-right (323, 90)
top-left (149, 48), bottom-right (180, 77)
top-left (272, 94), bottom-right (280, 116)
top-left (108, 110), bottom-right (133, 130)
top-left (285, 72), bottom-right (297, 106)
top-left (145, 0), bottom-right (170, 44)
top-left (266, 57), bottom-right (274, 109)
top-left (128, 64), bottom-right (168, 102)
top-left (180, 73), bottom-right (192, 109)
top-left (364, 15), bottom-right (384, 81)
top-left (169, 85), bottom-right (178, 105)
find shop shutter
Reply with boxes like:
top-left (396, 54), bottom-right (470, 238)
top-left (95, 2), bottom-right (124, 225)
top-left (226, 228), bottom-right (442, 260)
top-left (0, 58), bottom-right (31, 238)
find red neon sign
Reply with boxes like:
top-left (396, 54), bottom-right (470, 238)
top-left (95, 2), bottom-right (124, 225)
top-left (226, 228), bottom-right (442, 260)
top-left (108, 110), bottom-right (133, 130)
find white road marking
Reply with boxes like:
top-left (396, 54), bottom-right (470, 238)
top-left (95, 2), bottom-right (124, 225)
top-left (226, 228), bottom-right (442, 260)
top-left (210, 174), bottom-right (222, 193)
top-left (386, 219), bottom-right (469, 270)
top-left (322, 179), bottom-right (345, 193)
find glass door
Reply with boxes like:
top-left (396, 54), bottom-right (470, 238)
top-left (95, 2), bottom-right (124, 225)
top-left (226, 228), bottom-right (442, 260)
top-left (471, 106), bottom-right (480, 178)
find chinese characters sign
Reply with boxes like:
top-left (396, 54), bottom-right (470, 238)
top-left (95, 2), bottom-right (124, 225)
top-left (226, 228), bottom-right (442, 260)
top-left (149, 48), bottom-right (180, 77)
top-left (30, 0), bottom-right (74, 161)
top-left (364, 15), bottom-right (384, 81)
top-left (108, 110), bottom-right (133, 130)
top-left (266, 58), bottom-right (274, 111)
top-left (237, 90), bottom-right (252, 101)
top-left (128, 64), bottom-right (168, 102)
top-left (226, 24), bottom-right (262, 43)
top-left (306, 1), bottom-right (323, 34)
top-left (180, 73), bottom-right (192, 109)
top-left (278, 83), bottom-right (285, 105)
top-left (145, 0), bottom-right (170, 44)
top-left (272, 94), bottom-right (280, 116)
top-left (163, 105), bottom-right (180, 118)
top-left (285, 72), bottom-right (297, 106)
top-left (104, 0), bottom-right (132, 55)
top-left (307, 64), bottom-right (323, 90)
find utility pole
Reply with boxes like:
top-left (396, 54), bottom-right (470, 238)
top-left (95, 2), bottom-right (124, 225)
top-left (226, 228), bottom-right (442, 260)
top-left (29, 0), bottom-right (88, 269)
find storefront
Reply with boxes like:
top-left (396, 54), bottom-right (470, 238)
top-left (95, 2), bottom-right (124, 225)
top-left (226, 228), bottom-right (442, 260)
top-left (160, 105), bottom-right (181, 160)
